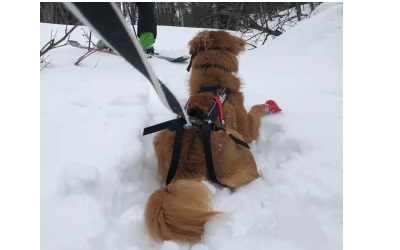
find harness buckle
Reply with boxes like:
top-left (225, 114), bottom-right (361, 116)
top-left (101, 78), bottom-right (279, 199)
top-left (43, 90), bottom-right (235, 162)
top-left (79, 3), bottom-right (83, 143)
top-left (201, 120), bottom-right (217, 131)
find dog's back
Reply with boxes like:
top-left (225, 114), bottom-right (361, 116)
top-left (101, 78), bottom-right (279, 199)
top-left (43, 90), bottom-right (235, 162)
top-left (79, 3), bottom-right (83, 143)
top-left (145, 30), bottom-right (266, 243)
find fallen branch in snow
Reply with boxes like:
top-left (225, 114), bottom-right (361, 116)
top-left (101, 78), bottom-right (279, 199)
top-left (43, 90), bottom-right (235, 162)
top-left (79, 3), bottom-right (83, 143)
top-left (75, 50), bottom-right (97, 66)
top-left (40, 54), bottom-right (50, 63)
top-left (245, 41), bottom-right (257, 51)
top-left (95, 58), bottom-right (101, 67)
top-left (40, 59), bottom-right (52, 71)
top-left (243, 31), bottom-right (265, 44)
top-left (40, 54), bottom-right (53, 71)
top-left (40, 24), bottom-right (78, 57)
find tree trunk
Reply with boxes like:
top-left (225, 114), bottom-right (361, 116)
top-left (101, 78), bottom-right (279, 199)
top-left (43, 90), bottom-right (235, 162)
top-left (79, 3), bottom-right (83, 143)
top-left (169, 3), bottom-right (175, 26)
top-left (40, 2), bottom-right (78, 24)
top-left (295, 3), bottom-right (302, 21)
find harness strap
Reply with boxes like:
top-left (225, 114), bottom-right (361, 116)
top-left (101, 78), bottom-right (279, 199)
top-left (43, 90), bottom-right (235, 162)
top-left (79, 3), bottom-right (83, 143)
top-left (201, 122), bottom-right (229, 188)
top-left (214, 126), bottom-right (250, 149)
top-left (143, 119), bottom-right (179, 135)
top-left (143, 87), bottom-right (249, 187)
top-left (186, 54), bottom-right (195, 72)
top-left (198, 86), bottom-right (217, 94)
top-left (166, 126), bottom-right (184, 185)
top-left (228, 133), bottom-right (250, 149)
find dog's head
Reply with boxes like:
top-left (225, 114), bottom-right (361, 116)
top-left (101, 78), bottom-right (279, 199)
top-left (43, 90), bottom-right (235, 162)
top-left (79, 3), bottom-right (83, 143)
top-left (187, 30), bottom-right (246, 92)
top-left (188, 30), bottom-right (246, 56)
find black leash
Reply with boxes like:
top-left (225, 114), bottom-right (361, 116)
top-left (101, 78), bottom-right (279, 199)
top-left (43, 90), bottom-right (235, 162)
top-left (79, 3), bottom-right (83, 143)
top-left (64, 2), bottom-right (190, 126)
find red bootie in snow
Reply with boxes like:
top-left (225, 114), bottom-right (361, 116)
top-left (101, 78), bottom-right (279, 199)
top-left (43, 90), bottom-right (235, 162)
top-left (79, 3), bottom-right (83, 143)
top-left (264, 100), bottom-right (282, 113)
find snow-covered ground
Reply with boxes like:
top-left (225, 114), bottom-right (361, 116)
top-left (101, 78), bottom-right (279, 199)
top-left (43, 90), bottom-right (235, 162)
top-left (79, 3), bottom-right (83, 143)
top-left (39, 3), bottom-right (343, 250)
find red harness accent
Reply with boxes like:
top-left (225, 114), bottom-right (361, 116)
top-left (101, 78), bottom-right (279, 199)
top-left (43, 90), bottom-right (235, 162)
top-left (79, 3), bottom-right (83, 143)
top-left (185, 89), bottom-right (227, 125)
top-left (213, 96), bottom-right (225, 125)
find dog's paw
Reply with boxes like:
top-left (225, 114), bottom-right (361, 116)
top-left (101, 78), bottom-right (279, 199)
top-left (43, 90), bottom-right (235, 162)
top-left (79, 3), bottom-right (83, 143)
top-left (264, 100), bottom-right (282, 113)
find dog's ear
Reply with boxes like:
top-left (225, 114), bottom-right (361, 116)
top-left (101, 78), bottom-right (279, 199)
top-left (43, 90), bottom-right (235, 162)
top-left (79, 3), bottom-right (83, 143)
top-left (228, 34), bottom-right (246, 55)
top-left (188, 31), bottom-right (209, 55)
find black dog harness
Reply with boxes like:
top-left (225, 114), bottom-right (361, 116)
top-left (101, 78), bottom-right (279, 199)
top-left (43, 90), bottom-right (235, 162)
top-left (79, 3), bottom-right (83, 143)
top-left (143, 87), bottom-right (249, 187)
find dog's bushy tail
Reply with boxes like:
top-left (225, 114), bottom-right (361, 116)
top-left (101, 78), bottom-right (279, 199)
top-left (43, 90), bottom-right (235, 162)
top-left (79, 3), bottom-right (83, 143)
top-left (145, 179), bottom-right (218, 243)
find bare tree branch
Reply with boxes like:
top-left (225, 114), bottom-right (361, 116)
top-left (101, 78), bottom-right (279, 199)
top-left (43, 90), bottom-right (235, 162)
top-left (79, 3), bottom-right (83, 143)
top-left (40, 24), bottom-right (79, 57)
top-left (40, 59), bottom-right (52, 71)
top-left (81, 28), bottom-right (97, 48)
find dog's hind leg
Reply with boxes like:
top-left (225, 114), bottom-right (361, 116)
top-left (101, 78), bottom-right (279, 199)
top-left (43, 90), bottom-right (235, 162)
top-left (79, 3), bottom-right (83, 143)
top-left (218, 160), bottom-right (260, 189)
top-left (233, 104), bottom-right (267, 143)
top-left (246, 104), bottom-right (268, 142)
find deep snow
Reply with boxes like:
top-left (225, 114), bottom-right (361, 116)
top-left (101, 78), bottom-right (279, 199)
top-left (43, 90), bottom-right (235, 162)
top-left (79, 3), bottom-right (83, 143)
top-left (40, 3), bottom-right (343, 250)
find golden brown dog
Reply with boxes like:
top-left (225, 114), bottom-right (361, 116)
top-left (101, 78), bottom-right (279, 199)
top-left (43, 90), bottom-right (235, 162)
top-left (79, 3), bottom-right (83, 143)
top-left (145, 30), bottom-right (273, 243)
